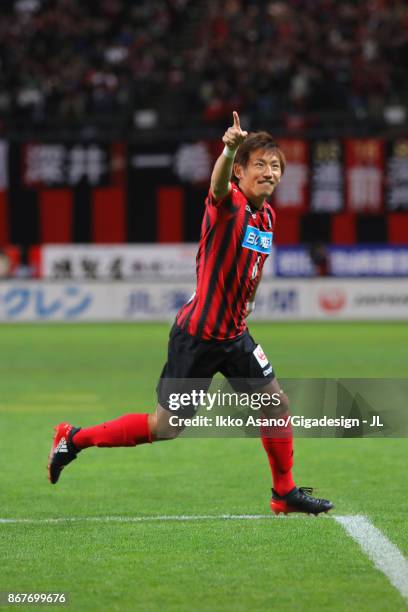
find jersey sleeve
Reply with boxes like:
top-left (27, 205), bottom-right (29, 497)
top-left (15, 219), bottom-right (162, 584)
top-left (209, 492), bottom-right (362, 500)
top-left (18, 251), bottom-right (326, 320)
top-left (271, 206), bottom-right (277, 229)
top-left (266, 203), bottom-right (277, 230)
top-left (205, 184), bottom-right (237, 209)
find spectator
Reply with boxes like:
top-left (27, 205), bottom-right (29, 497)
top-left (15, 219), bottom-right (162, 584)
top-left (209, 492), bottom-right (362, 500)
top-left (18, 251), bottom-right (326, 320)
top-left (0, 0), bottom-right (406, 133)
top-left (0, 249), bottom-right (10, 278)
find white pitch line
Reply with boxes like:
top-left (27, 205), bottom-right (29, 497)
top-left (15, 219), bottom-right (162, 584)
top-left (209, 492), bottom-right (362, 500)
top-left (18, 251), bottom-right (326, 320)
top-left (0, 514), bottom-right (284, 525)
top-left (335, 515), bottom-right (408, 602)
top-left (2, 512), bottom-right (406, 603)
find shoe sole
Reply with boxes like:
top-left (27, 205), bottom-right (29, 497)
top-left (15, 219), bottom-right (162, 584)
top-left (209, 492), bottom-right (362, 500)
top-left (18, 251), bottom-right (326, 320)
top-left (48, 426), bottom-right (59, 484)
top-left (271, 501), bottom-right (334, 516)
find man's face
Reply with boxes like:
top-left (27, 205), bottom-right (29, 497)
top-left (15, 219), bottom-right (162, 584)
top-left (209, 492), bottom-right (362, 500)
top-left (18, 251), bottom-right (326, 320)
top-left (234, 149), bottom-right (282, 205)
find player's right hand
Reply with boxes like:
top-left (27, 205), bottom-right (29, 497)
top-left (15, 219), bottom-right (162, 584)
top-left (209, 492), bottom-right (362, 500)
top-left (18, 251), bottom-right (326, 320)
top-left (222, 111), bottom-right (248, 151)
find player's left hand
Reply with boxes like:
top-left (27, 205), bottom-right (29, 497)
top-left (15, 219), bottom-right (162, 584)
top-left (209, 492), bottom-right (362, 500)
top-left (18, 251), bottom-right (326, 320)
top-left (245, 301), bottom-right (255, 318)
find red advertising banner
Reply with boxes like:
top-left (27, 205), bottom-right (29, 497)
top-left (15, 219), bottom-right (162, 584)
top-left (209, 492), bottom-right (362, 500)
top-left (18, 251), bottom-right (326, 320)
top-left (0, 244), bottom-right (20, 277)
top-left (310, 140), bottom-right (344, 212)
top-left (0, 136), bottom-right (407, 251)
top-left (345, 139), bottom-right (384, 213)
top-left (21, 142), bottom-right (126, 188)
top-left (39, 189), bottom-right (73, 244)
top-left (273, 139), bottom-right (309, 212)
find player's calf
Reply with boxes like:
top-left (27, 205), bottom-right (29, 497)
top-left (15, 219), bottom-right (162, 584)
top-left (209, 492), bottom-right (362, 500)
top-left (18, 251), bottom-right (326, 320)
top-left (48, 413), bottom-right (153, 484)
top-left (152, 404), bottom-right (187, 440)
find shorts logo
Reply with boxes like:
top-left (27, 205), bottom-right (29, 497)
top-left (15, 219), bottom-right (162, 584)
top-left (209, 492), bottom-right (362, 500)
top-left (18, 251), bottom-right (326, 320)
top-left (242, 226), bottom-right (273, 254)
top-left (253, 344), bottom-right (269, 368)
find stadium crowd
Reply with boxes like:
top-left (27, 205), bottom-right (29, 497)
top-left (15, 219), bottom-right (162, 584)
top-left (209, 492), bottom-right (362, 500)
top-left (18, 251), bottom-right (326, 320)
top-left (0, 0), bottom-right (407, 133)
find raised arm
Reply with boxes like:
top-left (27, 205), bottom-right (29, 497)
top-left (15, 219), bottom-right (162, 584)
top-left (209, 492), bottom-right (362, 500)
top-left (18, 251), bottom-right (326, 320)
top-left (210, 111), bottom-right (248, 201)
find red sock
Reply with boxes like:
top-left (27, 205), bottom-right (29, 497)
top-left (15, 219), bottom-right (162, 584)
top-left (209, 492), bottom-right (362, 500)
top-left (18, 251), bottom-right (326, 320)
top-left (260, 418), bottom-right (295, 496)
top-left (72, 413), bottom-right (152, 449)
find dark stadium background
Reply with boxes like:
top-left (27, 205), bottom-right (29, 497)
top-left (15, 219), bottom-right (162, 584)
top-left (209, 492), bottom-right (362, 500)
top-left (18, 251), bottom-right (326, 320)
top-left (0, 0), bottom-right (407, 274)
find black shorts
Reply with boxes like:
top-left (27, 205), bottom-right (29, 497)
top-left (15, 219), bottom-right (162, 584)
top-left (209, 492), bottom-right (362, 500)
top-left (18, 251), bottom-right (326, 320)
top-left (157, 323), bottom-right (275, 413)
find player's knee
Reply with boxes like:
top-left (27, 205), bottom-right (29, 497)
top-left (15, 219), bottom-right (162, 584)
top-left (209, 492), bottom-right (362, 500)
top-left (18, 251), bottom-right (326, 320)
top-left (278, 392), bottom-right (290, 415)
top-left (262, 391), bottom-right (289, 417)
top-left (153, 404), bottom-right (185, 440)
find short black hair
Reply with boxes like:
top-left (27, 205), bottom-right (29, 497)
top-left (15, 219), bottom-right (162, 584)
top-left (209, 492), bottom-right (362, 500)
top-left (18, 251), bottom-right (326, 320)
top-left (234, 131), bottom-right (286, 176)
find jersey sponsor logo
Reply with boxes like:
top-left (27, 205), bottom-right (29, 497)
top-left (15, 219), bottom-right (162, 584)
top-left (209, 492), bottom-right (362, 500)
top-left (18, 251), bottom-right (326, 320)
top-left (242, 226), bottom-right (273, 254)
top-left (253, 344), bottom-right (269, 368)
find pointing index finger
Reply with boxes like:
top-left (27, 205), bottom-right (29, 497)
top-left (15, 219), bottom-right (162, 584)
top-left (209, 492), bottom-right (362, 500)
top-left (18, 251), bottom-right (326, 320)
top-left (233, 111), bottom-right (241, 129)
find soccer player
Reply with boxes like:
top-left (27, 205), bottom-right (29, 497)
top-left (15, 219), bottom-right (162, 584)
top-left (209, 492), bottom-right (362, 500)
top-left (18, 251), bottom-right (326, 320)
top-left (49, 112), bottom-right (333, 515)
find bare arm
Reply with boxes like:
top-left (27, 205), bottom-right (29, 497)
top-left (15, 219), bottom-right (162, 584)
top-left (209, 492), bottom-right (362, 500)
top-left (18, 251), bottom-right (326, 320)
top-left (245, 271), bottom-right (262, 317)
top-left (248, 271), bottom-right (262, 303)
top-left (210, 111), bottom-right (248, 201)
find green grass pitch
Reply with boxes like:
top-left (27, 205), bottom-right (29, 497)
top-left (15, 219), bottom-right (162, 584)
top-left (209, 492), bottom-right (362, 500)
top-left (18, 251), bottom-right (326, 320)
top-left (0, 322), bottom-right (407, 611)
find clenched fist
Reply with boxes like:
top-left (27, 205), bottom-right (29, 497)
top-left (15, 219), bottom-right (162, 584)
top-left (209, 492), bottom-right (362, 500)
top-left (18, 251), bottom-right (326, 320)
top-left (222, 111), bottom-right (248, 151)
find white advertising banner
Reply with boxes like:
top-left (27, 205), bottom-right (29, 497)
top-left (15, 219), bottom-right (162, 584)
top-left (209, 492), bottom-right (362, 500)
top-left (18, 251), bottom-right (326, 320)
top-left (40, 245), bottom-right (276, 280)
top-left (41, 245), bottom-right (199, 280)
top-left (0, 282), bottom-right (194, 322)
top-left (0, 280), bottom-right (407, 322)
top-left (308, 280), bottom-right (408, 320)
top-left (256, 279), bottom-right (408, 320)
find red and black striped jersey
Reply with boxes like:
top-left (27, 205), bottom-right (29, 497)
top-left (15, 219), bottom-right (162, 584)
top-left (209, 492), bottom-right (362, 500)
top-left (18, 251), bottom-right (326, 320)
top-left (176, 184), bottom-right (276, 340)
